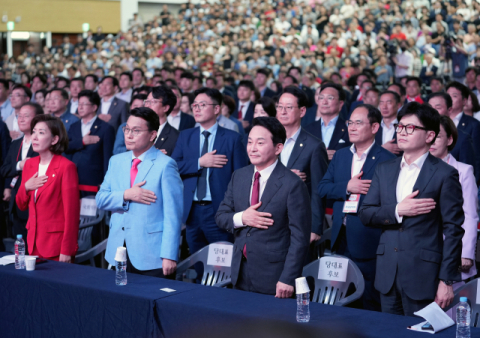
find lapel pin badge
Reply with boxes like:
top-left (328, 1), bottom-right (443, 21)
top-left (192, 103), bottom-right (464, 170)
top-left (300, 143), bottom-right (303, 147)
top-left (66, 120), bottom-right (68, 123)
top-left (342, 129), bottom-right (344, 132)
top-left (462, 123), bottom-right (465, 126)
top-left (161, 138), bottom-right (164, 141)
top-left (372, 156), bottom-right (375, 160)
top-left (52, 174), bottom-right (55, 177)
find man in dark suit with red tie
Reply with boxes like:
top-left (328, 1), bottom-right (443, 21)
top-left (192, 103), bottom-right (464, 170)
top-left (216, 117), bottom-right (311, 297)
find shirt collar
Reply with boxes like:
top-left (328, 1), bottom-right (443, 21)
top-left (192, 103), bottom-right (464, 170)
top-left (321, 115), bottom-right (339, 127)
top-left (350, 141), bottom-right (375, 160)
top-left (381, 118), bottom-right (398, 129)
top-left (81, 115), bottom-right (97, 127)
top-left (254, 159), bottom-right (278, 181)
top-left (401, 151), bottom-right (429, 170)
top-left (453, 112), bottom-right (463, 124)
top-left (131, 146), bottom-right (152, 162)
top-left (288, 126), bottom-right (302, 142)
top-left (0, 98), bottom-right (10, 109)
top-left (103, 96), bottom-right (115, 104)
top-left (200, 122), bottom-right (219, 136)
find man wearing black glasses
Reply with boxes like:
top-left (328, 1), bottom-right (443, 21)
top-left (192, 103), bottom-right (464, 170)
top-left (359, 102), bottom-right (464, 317)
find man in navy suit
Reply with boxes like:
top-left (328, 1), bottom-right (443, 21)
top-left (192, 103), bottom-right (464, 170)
top-left (145, 86), bottom-right (179, 157)
top-left (65, 90), bottom-right (115, 196)
top-left (428, 92), bottom-right (476, 177)
top-left (277, 86), bottom-right (328, 243)
top-left (97, 76), bottom-right (130, 132)
top-left (233, 80), bottom-right (256, 130)
top-left (359, 102), bottom-right (464, 316)
top-left (216, 117), bottom-right (311, 297)
top-left (349, 80), bottom-right (374, 116)
top-left (255, 68), bottom-right (276, 98)
top-left (167, 85), bottom-right (196, 131)
top-left (446, 81), bottom-right (480, 183)
top-left (319, 104), bottom-right (396, 311)
top-left (305, 83), bottom-right (351, 161)
top-left (377, 91), bottom-right (402, 156)
top-left (388, 83), bottom-right (407, 111)
top-left (172, 88), bottom-right (248, 257)
top-left (49, 88), bottom-right (79, 132)
top-left (67, 77), bottom-right (84, 116)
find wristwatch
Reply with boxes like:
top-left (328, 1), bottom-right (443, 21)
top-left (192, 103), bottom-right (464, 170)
top-left (441, 280), bottom-right (454, 286)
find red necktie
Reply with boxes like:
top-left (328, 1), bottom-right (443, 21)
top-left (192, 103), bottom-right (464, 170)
top-left (238, 105), bottom-right (244, 120)
top-left (130, 159), bottom-right (141, 187)
top-left (244, 172), bottom-right (261, 259)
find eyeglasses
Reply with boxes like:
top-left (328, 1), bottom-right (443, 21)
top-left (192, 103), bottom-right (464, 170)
top-left (78, 103), bottom-right (93, 107)
top-left (144, 99), bottom-right (161, 106)
top-left (191, 103), bottom-right (217, 110)
top-left (122, 126), bottom-right (149, 136)
top-left (275, 105), bottom-right (299, 113)
top-left (9, 94), bottom-right (26, 99)
top-left (346, 120), bottom-right (369, 127)
top-left (394, 123), bottom-right (427, 135)
top-left (317, 95), bottom-right (337, 101)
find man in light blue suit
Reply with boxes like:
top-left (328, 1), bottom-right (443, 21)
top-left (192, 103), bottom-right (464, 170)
top-left (96, 107), bottom-right (183, 278)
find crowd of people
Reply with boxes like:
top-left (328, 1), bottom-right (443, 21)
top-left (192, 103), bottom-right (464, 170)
top-left (0, 0), bottom-right (480, 320)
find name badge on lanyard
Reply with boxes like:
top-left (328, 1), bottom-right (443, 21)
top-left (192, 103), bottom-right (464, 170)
top-left (343, 194), bottom-right (360, 213)
top-left (10, 176), bottom-right (18, 188)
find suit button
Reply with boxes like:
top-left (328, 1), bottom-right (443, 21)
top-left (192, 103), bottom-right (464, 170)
top-left (394, 248), bottom-right (398, 252)
top-left (122, 227), bottom-right (125, 231)
top-left (247, 233), bottom-right (250, 237)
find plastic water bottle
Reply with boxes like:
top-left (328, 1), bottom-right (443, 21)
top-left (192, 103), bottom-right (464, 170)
top-left (456, 297), bottom-right (471, 338)
top-left (14, 234), bottom-right (25, 269)
top-left (296, 292), bottom-right (310, 323)
top-left (115, 260), bottom-right (127, 286)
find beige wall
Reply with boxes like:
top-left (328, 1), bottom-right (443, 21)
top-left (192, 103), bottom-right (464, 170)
top-left (1, 0), bottom-right (120, 33)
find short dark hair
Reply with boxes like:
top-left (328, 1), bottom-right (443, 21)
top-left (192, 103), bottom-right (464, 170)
top-left (35, 89), bottom-right (48, 99)
top-left (20, 102), bottom-right (44, 116)
top-left (101, 76), bottom-right (119, 88)
top-left (12, 84), bottom-right (32, 99)
top-left (388, 83), bottom-right (406, 97)
top-left (194, 87), bottom-right (223, 106)
top-left (287, 66), bottom-right (302, 76)
top-left (78, 90), bottom-right (100, 107)
top-left (120, 72), bottom-right (133, 81)
top-left (380, 90), bottom-right (401, 104)
top-left (180, 71), bottom-right (194, 80)
top-left (183, 92), bottom-right (196, 106)
top-left (406, 76), bottom-right (422, 87)
top-left (151, 86), bottom-right (177, 115)
top-left (284, 75), bottom-right (298, 85)
top-left (361, 80), bottom-right (375, 88)
top-left (223, 95), bottom-right (236, 116)
top-left (446, 81), bottom-right (470, 100)
top-left (320, 82), bottom-right (346, 101)
top-left (71, 77), bottom-right (85, 85)
top-left (32, 74), bottom-right (47, 85)
top-left (129, 107), bottom-right (160, 132)
top-left (238, 80), bottom-right (255, 92)
top-left (30, 115), bottom-right (69, 154)
top-left (429, 92), bottom-right (453, 109)
top-left (466, 67), bottom-right (478, 76)
top-left (206, 77), bottom-right (217, 86)
top-left (56, 76), bottom-right (70, 87)
top-left (252, 117), bottom-right (287, 146)
top-left (430, 77), bottom-right (444, 85)
top-left (256, 97), bottom-right (276, 117)
top-left (468, 89), bottom-right (480, 113)
top-left (256, 68), bottom-right (270, 77)
top-left (130, 93), bottom-right (148, 106)
top-left (50, 87), bottom-right (69, 101)
top-left (398, 102), bottom-right (440, 144)
top-left (352, 103), bottom-right (382, 124)
top-left (281, 85), bottom-right (309, 108)
top-left (85, 74), bottom-right (99, 84)
top-left (132, 67), bottom-right (145, 78)
top-left (0, 79), bottom-right (8, 90)
top-left (366, 87), bottom-right (380, 96)
top-left (439, 115), bottom-right (458, 152)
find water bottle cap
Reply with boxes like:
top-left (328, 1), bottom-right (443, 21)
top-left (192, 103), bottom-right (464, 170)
top-left (16, 234), bottom-right (22, 239)
top-left (295, 277), bottom-right (310, 294)
top-left (114, 247), bottom-right (127, 262)
top-left (460, 297), bottom-right (468, 302)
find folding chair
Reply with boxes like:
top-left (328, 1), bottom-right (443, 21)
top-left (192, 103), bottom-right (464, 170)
top-left (445, 278), bottom-right (480, 326)
top-left (75, 239), bottom-right (108, 266)
top-left (302, 254), bottom-right (365, 306)
top-left (176, 242), bottom-right (233, 287)
top-left (76, 197), bottom-right (105, 266)
top-left (313, 227), bottom-right (332, 259)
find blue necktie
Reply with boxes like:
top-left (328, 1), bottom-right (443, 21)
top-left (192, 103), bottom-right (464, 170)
top-left (196, 131), bottom-right (211, 201)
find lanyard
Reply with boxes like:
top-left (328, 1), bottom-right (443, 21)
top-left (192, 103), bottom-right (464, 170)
top-left (16, 140), bottom-right (23, 162)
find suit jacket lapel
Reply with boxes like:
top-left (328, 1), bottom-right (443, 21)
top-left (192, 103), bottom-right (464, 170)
top-left (89, 118), bottom-right (102, 136)
top-left (36, 155), bottom-right (61, 201)
top-left (108, 97), bottom-right (118, 115)
top-left (375, 127), bottom-right (383, 145)
top-left (286, 130), bottom-right (307, 168)
top-left (412, 154), bottom-right (438, 195)
top-left (258, 162), bottom-right (284, 212)
top-left (210, 127), bottom-right (225, 178)
top-left (134, 147), bottom-right (157, 185)
top-left (241, 165), bottom-right (255, 209)
top-left (330, 118), bottom-right (346, 148)
top-left (155, 123), bottom-right (171, 148)
top-left (388, 157), bottom-right (402, 204)
top-left (361, 143), bottom-right (382, 177)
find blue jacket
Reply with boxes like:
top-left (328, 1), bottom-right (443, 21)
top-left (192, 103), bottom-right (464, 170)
top-left (318, 143), bottom-right (395, 259)
top-left (96, 146), bottom-right (183, 270)
top-left (172, 126), bottom-right (248, 223)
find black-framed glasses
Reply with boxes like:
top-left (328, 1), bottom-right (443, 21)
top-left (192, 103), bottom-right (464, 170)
top-left (394, 123), bottom-right (427, 135)
top-left (275, 105), bottom-right (299, 113)
top-left (346, 120), bottom-right (370, 127)
top-left (122, 126), bottom-right (149, 136)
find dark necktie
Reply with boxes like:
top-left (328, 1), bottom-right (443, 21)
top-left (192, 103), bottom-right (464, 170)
top-left (244, 172), bottom-right (261, 259)
top-left (196, 131), bottom-right (211, 201)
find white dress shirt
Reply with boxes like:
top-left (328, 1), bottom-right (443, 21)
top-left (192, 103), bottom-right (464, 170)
top-left (237, 100), bottom-right (251, 120)
top-left (167, 111), bottom-right (181, 130)
top-left (155, 121), bottom-right (167, 142)
top-left (395, 151), bottom-right (429, 222)
top-left (15, 139), bottom-right (31, 171)
top-left (233, 160), bottom-right (278, 228)
top-left (101, 96), bottom-right (114, 115)
top-left (81, 116), bottom-right (97, 137)
top-left (116, 88), bottom-right (133, 103)
top-left (280, 127), bottom-right (301, 166)
top-left (35, 162), bottom-right (50, 202)
top-left (381, 118), bottom-right (398, 145)
top-left (70, 99), bottom-right (79, 115)
top-left (350, 141), bottom-right (375, 178)
top-left (452, 112), bottom-right (463, 127)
